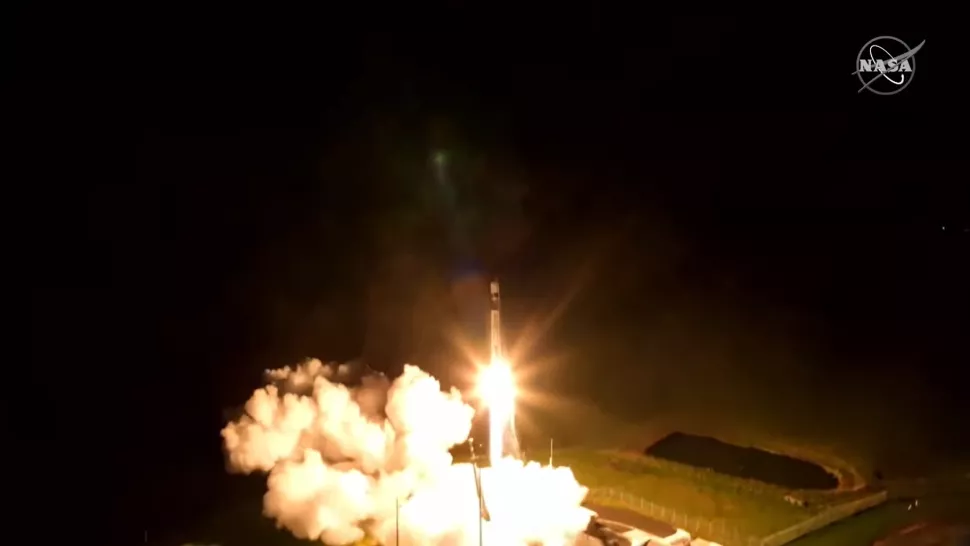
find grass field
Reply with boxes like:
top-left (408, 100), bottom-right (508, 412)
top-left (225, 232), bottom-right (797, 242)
top-left (787, 492), bottom-right (970, 546)
top-left (515, 400), bottom-right (889, 542)
top-left (541, 447), bottom-right (861, 540)
top-left (537, 411), bottom-right (970, 546)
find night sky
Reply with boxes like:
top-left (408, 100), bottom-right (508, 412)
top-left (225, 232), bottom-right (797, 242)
top-left (21, 11), bottom-right (963, 544)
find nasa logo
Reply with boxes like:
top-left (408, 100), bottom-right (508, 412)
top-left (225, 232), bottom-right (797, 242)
top-left (853, 36), bottom-right (925, 95)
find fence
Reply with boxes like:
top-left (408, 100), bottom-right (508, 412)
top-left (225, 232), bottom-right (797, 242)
top-left (759, 490), bottom-right (887, 546)
top-left (587, 487), bottom-right (888, 546)
top-left (586, 487), bottom-right (760, 546)
top-left (607, 452), bottom-right (786, 498)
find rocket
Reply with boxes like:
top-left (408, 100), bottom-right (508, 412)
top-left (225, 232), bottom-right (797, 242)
top-left (488, 278), bottom-right (521, 460)
top-left (489, 279), bottom-right (503, 362)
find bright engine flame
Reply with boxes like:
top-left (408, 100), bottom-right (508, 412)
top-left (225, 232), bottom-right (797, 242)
top-left (479, 358), bottom-right (517, 464)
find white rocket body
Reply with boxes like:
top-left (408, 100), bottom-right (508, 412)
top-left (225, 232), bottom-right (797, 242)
top-left (488, 279), bottom-right (521, 459)
top-left (489, 280), bottom-right (503, 362)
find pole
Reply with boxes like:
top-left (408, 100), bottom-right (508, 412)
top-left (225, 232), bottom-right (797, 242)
top-left (469, 438), bottom-right (484, 546)
top-left (475, 462), bottom-right (483, 546)
top-left (395, 497), bottom-right (400, 546)
top-left (549, 438), bottom-right (554, 466)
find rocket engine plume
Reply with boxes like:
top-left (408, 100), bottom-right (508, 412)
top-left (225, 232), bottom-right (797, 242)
top-left (221, 359), bottom-right (590, 546)
top-left (479, 358), bottom-right (516, 465)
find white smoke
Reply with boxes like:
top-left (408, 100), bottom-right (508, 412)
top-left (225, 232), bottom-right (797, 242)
top-left (222, 359), bottom-right (591, 545)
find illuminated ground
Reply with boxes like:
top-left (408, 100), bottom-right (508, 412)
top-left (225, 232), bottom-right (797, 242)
top-left (645, 432), bottom-right (838, 490)
top-left (547, 447), bottom-right (815, 537)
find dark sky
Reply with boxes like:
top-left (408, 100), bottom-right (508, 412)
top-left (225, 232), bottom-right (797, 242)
top-left (21, 10), bottom-right (963, 543)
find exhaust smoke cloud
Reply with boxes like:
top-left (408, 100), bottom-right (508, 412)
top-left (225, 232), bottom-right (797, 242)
top-left (222, 359), bottom-right (591, 545)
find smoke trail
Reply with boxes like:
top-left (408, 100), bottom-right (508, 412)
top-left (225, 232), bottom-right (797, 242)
top-left (221, 359), bottom-right (591, 545)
